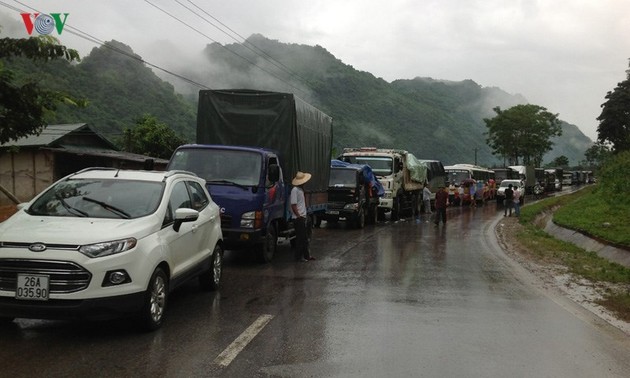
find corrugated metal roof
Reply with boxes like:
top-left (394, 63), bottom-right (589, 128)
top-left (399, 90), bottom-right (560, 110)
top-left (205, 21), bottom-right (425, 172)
top-left (44, 145), bottom-right (168, 164)
top-left (0, 124), bottom-right (88, 147)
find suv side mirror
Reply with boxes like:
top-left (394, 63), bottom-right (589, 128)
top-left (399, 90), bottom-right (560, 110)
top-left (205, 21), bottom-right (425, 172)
top-left (173, 208), bottom-right (199, 232)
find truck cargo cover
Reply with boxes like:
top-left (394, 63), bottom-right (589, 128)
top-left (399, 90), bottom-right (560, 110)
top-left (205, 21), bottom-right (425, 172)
top-left (197, 89), bottom-right (333, 192)
top-left (406, 153), bottom-right (428, 183)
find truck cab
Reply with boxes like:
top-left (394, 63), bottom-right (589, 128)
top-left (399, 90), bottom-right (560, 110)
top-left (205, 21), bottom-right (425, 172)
top-left (339, 148), bottom-right (423, 221)
top-left (322, 161), bottom-right (383, 228)
top-left (167, 145), bottom-right (286, 262)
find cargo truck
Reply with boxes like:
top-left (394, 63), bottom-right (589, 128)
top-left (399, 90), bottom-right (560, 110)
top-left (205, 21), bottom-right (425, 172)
top-left (167, 89), bottom-right (333, 262)
top-left (338, 148), bottom-right (425, 221)
top-left (322, 159), bottom-right (384, 228)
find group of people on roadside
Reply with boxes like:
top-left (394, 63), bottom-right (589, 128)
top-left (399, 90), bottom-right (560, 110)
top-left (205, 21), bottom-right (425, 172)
top-left (421, 180), bottom-right (521, 227)
top-left (501, 183), bottom-right (521, 217)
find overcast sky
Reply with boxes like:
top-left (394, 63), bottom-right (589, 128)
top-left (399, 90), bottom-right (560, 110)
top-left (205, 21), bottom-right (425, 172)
top-left (4, 0), bottom-right (630, 140)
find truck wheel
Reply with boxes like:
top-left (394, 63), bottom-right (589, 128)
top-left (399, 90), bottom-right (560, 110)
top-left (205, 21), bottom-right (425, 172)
top-left (391, 196), bottom-right (401, 221)
top-left (367, 205), bottom-right (377, 225)
top-left (139, 267), bottom-right (168, 331)
top-left (411, 194), bottom-right (419, 217)
top-left (355, 208), bottom-right (365, 229)
top-left (257, 224), bottom-right (277, 263)
top-left (199, 244), bottom-right (223, 291)
top-left (377, 208), bottom-right (386, 222)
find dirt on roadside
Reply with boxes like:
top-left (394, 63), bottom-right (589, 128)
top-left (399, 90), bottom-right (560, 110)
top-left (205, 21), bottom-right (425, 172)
top-left (495, 215), bottom-right (630, 334)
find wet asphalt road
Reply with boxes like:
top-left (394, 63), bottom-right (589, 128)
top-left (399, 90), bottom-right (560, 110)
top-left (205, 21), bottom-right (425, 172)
top-left (2, 201), bottom-right (630, 377)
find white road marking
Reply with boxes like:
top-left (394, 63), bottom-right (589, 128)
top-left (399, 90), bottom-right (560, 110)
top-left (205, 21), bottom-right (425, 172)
top-left (214, 314), bottom-right (274, 367)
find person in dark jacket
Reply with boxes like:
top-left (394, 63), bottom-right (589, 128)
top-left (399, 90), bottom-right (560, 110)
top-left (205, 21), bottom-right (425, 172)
top-left (434, 186), bottom-right (449, 226)
top-left (504, 184), bottom-right (514, 217)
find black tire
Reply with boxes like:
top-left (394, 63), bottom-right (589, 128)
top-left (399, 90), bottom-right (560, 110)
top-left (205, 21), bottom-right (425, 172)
top-left (139, 267), bottom-right (168, 331)
top-left (377, 208), bottom-right (386, 222)
top-left (391, 196), bottom-right (401, 221)
top-left (199, 244), bottom-right (223, 291)
top-left (411, 194), bottom-right (419, 217)
top-left (366, 204), bottom-right (378, 225)
top-left (355, 208), bottom-right (365, 229)
top-left (257, 224), bottom-right (277, 263)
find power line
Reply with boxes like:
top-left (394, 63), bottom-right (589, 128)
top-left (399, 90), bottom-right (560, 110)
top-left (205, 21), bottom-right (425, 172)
top-left (183, 0), bottom-right (312, 87)
top-left (6, 0), bottom-right (210, 90)
top-left (145, 0), bottom-right (309, 95)
top-left (3, 0), bottom-right (311, 96)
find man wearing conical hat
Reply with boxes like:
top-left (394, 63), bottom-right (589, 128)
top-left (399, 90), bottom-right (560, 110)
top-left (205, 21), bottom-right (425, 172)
top-left (291, 171), bottom-right (315, 262)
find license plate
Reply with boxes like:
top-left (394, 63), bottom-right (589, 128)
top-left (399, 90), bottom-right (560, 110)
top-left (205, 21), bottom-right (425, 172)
top-left (326, 210), bottom-right (339, 215)
top-left (16, 274), bottom-right (50, 301)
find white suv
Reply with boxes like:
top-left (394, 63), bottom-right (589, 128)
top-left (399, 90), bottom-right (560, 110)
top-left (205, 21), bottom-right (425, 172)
top-left (0, 168), bottom-right (223, 331)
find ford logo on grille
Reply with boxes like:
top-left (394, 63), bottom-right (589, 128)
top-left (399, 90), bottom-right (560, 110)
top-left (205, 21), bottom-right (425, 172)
top-left (29, 243), bottom-right (47, 252)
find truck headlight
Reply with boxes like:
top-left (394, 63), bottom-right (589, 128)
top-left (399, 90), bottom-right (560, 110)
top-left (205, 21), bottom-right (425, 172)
top-left (79, 238), bottom-right (137, 258)
top-left (241, 211), bottom-right (263, 229)
top-left (344, 203), bottom-right (359, 211)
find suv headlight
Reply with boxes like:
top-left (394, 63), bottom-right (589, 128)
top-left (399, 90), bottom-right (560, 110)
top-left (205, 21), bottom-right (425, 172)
top-left (79, 238), bottom-right (137, 258)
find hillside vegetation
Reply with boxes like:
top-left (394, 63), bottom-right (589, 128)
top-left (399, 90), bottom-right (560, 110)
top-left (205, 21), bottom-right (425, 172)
top-left (2, 35), bottom-right (593, 165)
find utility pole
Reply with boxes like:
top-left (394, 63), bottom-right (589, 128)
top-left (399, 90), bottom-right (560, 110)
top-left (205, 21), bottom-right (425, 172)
top-left (474, 148), bottom-right (478, 165)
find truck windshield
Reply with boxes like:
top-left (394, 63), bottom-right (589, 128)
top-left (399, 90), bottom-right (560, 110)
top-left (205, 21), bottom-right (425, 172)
top-left (169, 148), bottom-right (262, 187)
top-left (329, 169), bottom-right (356, 187)
top-left (343, 156), bottom-right (392, 176)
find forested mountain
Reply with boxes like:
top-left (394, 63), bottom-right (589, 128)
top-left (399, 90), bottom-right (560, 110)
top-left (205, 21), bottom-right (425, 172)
top-left (3, 40), bottom-right (196, 143)
top-left (3, 34), bottom-right (593, 165)
top-left (165, 34), bottom-right (594, 166)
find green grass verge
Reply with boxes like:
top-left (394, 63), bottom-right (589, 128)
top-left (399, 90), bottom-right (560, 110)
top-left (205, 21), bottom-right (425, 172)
top-left (553, 185), bottom-right (630, 247)
top-left (516, 186), bottom-right (630, 321)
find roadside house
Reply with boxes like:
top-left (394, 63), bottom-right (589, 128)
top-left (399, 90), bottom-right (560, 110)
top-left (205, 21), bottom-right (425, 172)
top-left (0, 123), bottom-right (168, 207)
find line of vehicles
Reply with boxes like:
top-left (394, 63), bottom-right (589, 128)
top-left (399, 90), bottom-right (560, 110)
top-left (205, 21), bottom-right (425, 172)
top-left (0, 88), bottom-right (596, 329)
top-left (164, 89), bottom-right (596, 261)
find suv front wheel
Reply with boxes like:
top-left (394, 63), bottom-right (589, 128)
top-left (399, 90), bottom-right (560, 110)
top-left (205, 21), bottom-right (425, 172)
top-left (199, 244), bottom-right (223, 291)
top-left (139, 267), bottom-right (168, 331)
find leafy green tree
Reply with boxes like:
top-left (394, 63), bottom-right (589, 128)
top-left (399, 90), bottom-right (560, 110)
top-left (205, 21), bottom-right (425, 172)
top-left (0, 35), bottom-right (82, 144)
top-left (548, 155), bottom-right (569, 167)
top-left (584, 142), bottom-right (612, 168)
top-left (484, 104), bottom-right (562, 166)
top-left (598, 150), bottom-right (630, 206)
top-left (597, 60), bottom-right (630, 153)
top-left (120, 114), bottom-right (187, 159)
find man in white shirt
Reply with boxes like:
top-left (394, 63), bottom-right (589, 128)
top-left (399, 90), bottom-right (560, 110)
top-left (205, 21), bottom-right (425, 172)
top-left (291, 171), bottom-right (314, 261)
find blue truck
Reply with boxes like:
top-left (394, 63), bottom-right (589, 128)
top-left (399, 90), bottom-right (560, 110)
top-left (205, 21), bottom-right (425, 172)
top-left (167, 89), bottom-right (333, 262)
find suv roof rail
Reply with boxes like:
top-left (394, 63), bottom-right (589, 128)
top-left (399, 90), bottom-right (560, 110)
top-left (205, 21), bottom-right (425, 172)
top-left (164, 170), bottom-right (198, 179)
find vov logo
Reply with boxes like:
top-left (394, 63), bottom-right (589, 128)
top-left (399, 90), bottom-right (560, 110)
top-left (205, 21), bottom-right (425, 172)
top-left (21, 13), bottom-right (69, 35)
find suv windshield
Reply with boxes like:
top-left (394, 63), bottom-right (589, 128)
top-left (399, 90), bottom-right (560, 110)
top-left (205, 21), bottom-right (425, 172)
top-left (169, 148), bottom-right (262, 187)
top-left (28, 179), bottom-right (164, 219)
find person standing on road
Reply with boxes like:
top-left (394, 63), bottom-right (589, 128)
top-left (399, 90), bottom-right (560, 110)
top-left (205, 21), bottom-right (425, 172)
top-left (448, 183), bottom-right (456, 205)
top-left (291, 171), bottom-right (315, 262)
top-left (512, 186), bottom-right (521, 217)
top-left (422, 184), bottom-right (432, 215)
top-left (504, 184), bottom-right (514, 217)
top-left (434, 186), bottom-right (448, 226)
